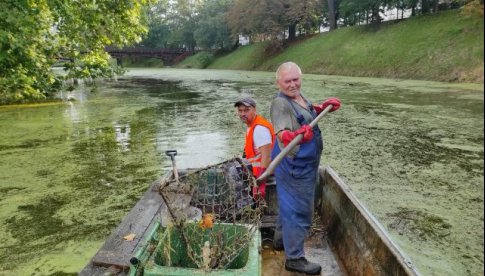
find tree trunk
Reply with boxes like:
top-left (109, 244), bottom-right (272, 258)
top-left (433, 0), bottom-right (439, 12)
top-left (371, 5), bottom-right (381, 23)
top-left (288, 24), bottom-right (296, 40)
top-left (232, 39), bottom-right (239, 51)
top-left (421, 0), bottom-right (431, 14)
top-left (328, 0), bottom-right (337, 31)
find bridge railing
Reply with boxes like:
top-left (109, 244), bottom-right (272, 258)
top-left (105, 47), bottom-right (193, 64)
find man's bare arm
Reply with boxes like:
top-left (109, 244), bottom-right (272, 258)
top-left (259, 143), bottom-right (273, 169)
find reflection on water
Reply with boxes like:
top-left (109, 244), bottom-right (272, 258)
top-left (114, 123), bottom-right (131, 152)
top-left (0, 68), bottom-right (483, 275)
top-left (157, 131), bottom-right (228, 170)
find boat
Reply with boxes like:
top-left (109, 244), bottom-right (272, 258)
top-left (80, 165), bottom-right (419, 276)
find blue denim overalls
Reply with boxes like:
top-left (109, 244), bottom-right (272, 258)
top-left (271, 92), bottom-right (323, 259)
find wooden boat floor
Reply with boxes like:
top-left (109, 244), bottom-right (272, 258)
top-left (262, 231), bottom-right (345, 276)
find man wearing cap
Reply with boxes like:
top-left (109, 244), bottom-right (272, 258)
top-left (234, 97), bottom-right (275, 200)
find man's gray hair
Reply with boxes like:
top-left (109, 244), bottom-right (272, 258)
top-left (276, 62), bottom-right (302, 80)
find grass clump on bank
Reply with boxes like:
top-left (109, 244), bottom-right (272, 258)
top-left (176, 52), bottom-right (215, 69)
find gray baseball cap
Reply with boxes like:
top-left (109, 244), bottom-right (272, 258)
top-left (234, 97), bottom-right (256, 108)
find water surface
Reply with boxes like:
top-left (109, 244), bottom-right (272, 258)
top-left (0, 68), bottom-right (483, 275)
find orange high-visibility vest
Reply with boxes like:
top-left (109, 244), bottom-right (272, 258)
top-left (244, 115), bottom-right (275, 174)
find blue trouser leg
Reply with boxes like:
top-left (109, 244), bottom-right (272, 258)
top-left (270, 113), bottom-right (323, 259)
top-left (276, 172), bottom-right (316, 259)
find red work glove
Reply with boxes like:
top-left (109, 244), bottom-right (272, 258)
top-left (313, 97), bottom-right (341, 114)
top-left (252, 168), bottom-right (266, 199)
top-left (280, 125), bottom-right (313, 147)
top-left (253, 183), bottom-right (266, 200)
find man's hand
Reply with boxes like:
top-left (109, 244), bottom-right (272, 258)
top-left (252, 168), bottom-right (266, 199)
top-left (280, 125), bottom-right (313, 147)
top-left (253, 183), bottom-right (266, 200)
top-left (313, 97), bottom-right (341, 114)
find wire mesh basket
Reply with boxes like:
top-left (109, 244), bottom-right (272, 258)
top-left (157, 157), bottom-right (264, 270)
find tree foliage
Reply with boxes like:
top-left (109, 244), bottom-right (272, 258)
top-left (194, 0), bottom-right (233, 50)
top-left (0, 0), bottom-right (153, 104)
top-left (226, 0), bottom-right (282, 41)
top-left (142, 0), bottom-right (203, 50)
top-left (337, 0), bottom-right (472, 25)
top-left (0, 0), bottom-right (58, 103)
top-left (226, 0), bottom-right (323, 41)
top-left (55, 0), bottom-right (152, 78)
top-left (143, 0), bottom-right (172, 48)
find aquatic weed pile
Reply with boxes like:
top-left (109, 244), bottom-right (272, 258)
top-left (157, 158), bottom-right (263, 269)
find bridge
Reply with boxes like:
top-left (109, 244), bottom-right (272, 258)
top-left (105, 47), bottom-right (193, 65)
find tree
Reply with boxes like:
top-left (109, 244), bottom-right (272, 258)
top-left (0, 0), bottom-right (153, 104)
top-left (227, 0), bottom-right (322, 42)
top-left (339, 0), bottom-right (366, 25)
top-left (143, 0), bottom-right (173, 48)
top-left (143, 0), bottom-right (202, 51)
top-left (327, 0), bottom-right (339, 30)
top-left (339, 0), bottom-right (393, 25)
top-left (168, 0), bottom-right (202, 51)
top-left (1, 0), bottom-right (59, 103)
top-left (56, 1), bottom-right (153, 79)
top-left (226, 0), bottom-right (282, 41)
top-left (284, 0), bottom-right (324, 39)
top-left (194, 0), bottom-right (234, 50)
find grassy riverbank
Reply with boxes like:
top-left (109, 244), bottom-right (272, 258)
top-left (178, 9), bottom-right (484, 83)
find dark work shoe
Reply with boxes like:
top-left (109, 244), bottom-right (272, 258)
top-left (285, 257), bottom-right (321, 275)
top-left (273, 229), bottom-right (284, 251)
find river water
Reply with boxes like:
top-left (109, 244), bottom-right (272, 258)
top-left (0, 68), bottom-right (483, 275)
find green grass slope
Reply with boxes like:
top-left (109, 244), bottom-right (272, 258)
top-left (208, 42), bottom-right (270, 70)
top-left (207, 10), bottom-right (484, 83)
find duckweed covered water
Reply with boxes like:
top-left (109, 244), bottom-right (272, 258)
top-left (0, 68), bottom-right (482, 275)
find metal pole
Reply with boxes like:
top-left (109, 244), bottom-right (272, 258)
top-left (256, 104), bottom-right (333, 183)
